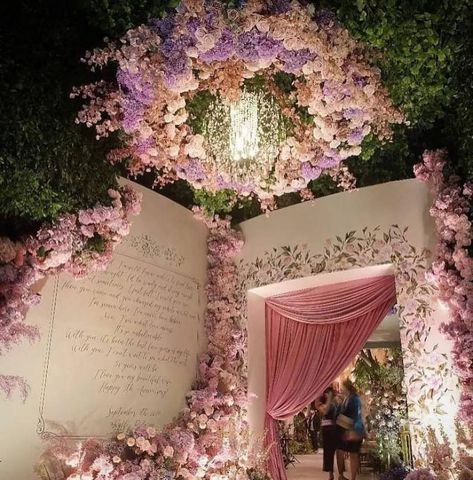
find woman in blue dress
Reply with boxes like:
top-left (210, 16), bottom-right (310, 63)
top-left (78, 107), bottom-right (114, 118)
top-left (335, 379), bottom-right (365, 480)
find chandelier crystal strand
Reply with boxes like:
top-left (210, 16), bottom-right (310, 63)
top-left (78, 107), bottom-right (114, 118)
top-left (203, 87), bottom-right (287, 186)
top-left (229, 89), bottom-right (260, 162)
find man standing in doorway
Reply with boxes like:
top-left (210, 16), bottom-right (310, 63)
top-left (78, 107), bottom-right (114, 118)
top-left (306, 403), bottom-right (322, 453)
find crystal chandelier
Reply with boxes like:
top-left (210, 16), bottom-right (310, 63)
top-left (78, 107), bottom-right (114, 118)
top-left (202, 87), bottom-right (286, 186)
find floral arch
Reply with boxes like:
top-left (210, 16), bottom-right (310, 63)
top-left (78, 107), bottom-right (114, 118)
top-left (236, 224), bottom-right (459, 463)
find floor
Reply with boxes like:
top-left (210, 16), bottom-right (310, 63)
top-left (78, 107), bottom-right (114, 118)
top-left (286, 453), bottom-right (374, 480)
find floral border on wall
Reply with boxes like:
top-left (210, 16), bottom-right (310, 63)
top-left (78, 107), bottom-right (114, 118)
top-left (236, 224), bottom-right (459, 464)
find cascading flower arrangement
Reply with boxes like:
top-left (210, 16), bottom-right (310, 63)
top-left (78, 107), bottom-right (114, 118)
top-left (352, 348), bottom-right (408, 468)
top-left (0, 186), bottom-right (142, 401)
top-left (414, 150), bottom-right (473, 424)
top-left (73, 0), bottom-right (403, 209)
top-left (37, 212), bottom-right (269, 480)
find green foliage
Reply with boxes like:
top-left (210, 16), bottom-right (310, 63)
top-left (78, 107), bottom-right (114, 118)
top-left (76, 0), bottom-right (171, 38)
top-left (0, 0), bottom-right (126, 237)
top-left (324, 0), bottom-right (452, 128)
top-left (352, 348), bottom-right (407, 470)
top-left (192, 188), bottom-right (237, 216)
top-left (319, 0), bottom-right (473, 184)
top-left (289, 438), bottom-right (313, 455)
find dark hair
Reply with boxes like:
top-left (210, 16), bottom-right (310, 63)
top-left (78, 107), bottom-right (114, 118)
top-left (324, 386), bottom-right (335, 395)
top-left (342, 379), bottom-right (357, 394)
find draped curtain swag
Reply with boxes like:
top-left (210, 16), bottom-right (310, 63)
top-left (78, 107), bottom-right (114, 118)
top-left (264, 275), bottom-right (396, 480)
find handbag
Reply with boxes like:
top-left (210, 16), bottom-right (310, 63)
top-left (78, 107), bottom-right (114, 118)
top-left (336, 413), bottom-right (354, 430)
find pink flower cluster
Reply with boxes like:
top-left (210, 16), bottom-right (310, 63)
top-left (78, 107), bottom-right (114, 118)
top-left (38, 211), bottom-right (268, 480)
top-left (73, 0), bottom-right (402, 205)
top-left (0, 186), bottom-right (142, 401)
top-left (414, 149), bottom-right (473, 423)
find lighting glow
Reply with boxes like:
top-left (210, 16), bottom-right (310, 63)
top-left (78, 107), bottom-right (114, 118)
top-left (203, 87), bottom-right (287, 185)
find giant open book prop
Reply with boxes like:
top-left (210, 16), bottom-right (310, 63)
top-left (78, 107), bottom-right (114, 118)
top-left (0, 181), bottom-right (208, 480)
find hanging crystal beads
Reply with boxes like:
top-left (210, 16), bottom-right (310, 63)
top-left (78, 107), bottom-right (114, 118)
top-left (202, 87), bottom-right (286, 186)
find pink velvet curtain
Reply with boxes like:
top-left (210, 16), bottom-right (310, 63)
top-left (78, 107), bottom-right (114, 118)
top-left (264, 275), bottom-right (396, 480)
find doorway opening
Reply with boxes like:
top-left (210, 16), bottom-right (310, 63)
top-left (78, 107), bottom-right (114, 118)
top-left (247, 265), bottom-right (411, 480)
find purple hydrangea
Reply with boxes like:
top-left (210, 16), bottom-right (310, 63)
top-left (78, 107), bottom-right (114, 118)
top-left (256, 33), bottom-right (284, 60)
top-left (204, 9), bottom-right (219, 30)
top-left (348, 128), bottom-right (364, 146)
top-left (121, 99), bottom-right (145, 133)
top-left (150, 15), bottom-right (175, 39)
top-left (316, 9), bottom-right (337, 27)
top-left (116, 70), bottom-right (154, 105)
top-left (200, 28), bottom-right (235, 62)
top-left (186, 16), bottom-right (200, 36)
top-left (318, 152), bottom-right (341, 168)
top-left (301, 162), bottom-right (322, 181)
top-left (161, 35), bottom-right (194, 59)
top-left (182, 159), bottom-right (206, 182)
top-left (343, 108), bottom-right (363, 121)
top-left (379, 466), bottom-right (410, 480)
top-left (279, 48), bottom-right (315, 73)
top-left (352, 73), bottom-right (368, 88)
top-left (236, 31), bottom-right (283, 62)
top-left (135, 136), bottom-right (155, 155)
top-left (236, 31), bottom-right (261, 62)
top-left (268, 0), bottom-right (291, 14)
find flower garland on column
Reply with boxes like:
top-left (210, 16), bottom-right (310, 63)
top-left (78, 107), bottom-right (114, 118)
top-left (37, 212), bottom-right (268, 480)
top-left (0, 186), bottom-right (142, 401)
top-left (414, 150), bottom-right (473, 423)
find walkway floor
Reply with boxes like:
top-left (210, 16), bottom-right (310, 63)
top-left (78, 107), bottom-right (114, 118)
top-left (286, 453), bottom-right (374, 480)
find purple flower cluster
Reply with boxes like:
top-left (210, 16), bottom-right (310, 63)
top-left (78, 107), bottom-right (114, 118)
top-left (301, 162), bottom-right (322, 181)
top-left (318, 152), bottom-right (342, 168)
top-left (348, 128), bottom-right (364, 146)
top-left (117, 70), bottom-right (154, 106)
top-left (279, 48), bottom-right (316, 73)
top-left (117, 70), bottom-right (154, 133)
top-left (380, 466), bottom-right (410, 480)
top-left (268, 0), bottom-right (291, 14)
top-left (235, 31), bottom-right (283, 62)
top-left (150, 15), bottom-right (176, 38)
top-left (162, 36), bottom-right (195, 88)
top-left (181, 158), bottom-right (207, 182)
top-left (200, 28), bottom-right (235, 63)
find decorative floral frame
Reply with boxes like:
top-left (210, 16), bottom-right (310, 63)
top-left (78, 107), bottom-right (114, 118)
top-left (73, 0), bottom-right (403, 206)
top-left (236, 224), bottom-right (458, 462)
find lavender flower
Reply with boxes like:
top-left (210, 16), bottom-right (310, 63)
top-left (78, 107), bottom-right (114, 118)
top-left (343, 108), bottom-right (363, 121)
top-left (200, 28), bottom-right (235, 62)
top-left (122, 99), bottom-right (145, 134)
top-left (352, 73), bottom-right (368, 88)
top-left (348, 128), bottom-right (364, 146)
top-left (279, 48), bottom-right (315, 73)
top-left (186, 16), bottom-right (200, 36)
top-left (150, 15), bottom-right (175, 39)
top-left (316, 9), bottom-right (337, 27)
top-left (301, 162), bottom-right (322, 180)
top-left (182, 159), bottom-right (207, 182)
top-left (117, 70), bottom-right (154, 106)
top-left (268, 0), bottom-right (291, 14)
top-left (318, 154), bottom-right (341, 168)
